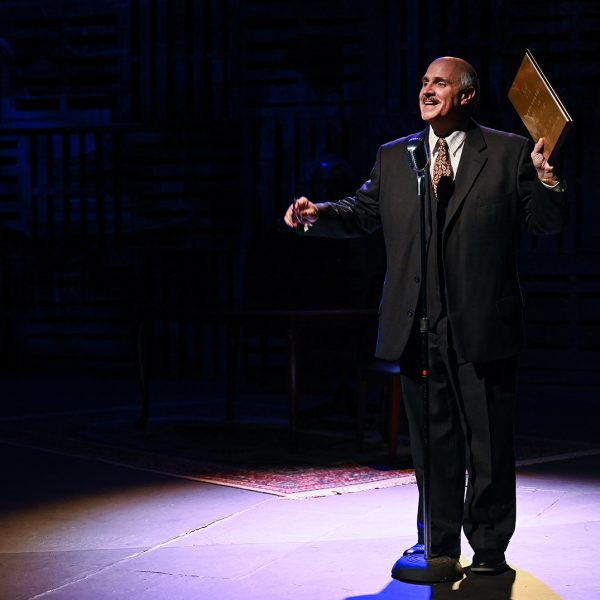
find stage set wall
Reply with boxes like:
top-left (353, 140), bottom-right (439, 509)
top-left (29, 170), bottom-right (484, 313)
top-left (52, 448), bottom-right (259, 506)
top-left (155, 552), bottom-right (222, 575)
top-left (0, 0), bottom-right (597, 393)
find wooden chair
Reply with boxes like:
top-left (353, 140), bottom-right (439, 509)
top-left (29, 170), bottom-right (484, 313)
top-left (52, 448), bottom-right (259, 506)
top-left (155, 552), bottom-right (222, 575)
top-left (357, 357), bottom-right (405, 463)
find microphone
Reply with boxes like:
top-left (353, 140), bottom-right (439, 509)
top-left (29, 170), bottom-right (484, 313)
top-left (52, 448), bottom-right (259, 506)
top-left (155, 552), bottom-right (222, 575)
top-left (406, 137), bottom-right (429, 174)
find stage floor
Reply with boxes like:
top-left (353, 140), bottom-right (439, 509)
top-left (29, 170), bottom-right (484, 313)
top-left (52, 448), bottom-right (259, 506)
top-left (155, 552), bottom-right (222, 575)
top-left (1, 376), bottom-right (599, 599)
top-left (2, 444), bottom-right (599, 599)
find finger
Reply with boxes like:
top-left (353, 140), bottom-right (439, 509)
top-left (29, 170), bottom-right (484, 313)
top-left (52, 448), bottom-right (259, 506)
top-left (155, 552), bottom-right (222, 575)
top-left (285, 205), bottom-right (299, 227)
top-left (290, 199), bottom-right (298, 218)
top-left (295, 200), bottom-right (310, 224)
top-left (301, 206), bottom-right (315, 221)
top-left (534, 137), bottom-right (545, 153)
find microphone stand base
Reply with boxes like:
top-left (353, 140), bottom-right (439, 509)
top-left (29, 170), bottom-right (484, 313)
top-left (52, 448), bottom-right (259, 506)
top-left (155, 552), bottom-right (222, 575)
top-left (391, 553), bottom-right (464, 584)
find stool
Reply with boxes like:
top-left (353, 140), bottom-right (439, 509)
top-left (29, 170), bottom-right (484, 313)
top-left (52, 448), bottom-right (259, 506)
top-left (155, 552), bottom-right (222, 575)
top-left (357, 358), bottom-right (404, 463)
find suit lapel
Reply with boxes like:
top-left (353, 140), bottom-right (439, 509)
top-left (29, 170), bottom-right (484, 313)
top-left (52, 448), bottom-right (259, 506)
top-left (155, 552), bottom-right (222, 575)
top-left (444, 124), bottom-right (487, 230)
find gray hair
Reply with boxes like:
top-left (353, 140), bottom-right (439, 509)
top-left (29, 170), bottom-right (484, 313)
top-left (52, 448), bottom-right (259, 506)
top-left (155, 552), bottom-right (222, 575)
top-left (459, 68), bottom-right (480, 113)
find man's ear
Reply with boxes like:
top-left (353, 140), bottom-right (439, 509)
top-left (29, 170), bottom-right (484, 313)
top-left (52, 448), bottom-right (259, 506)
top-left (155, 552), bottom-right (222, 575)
top-left (460, 87), bottom-right (476, 106)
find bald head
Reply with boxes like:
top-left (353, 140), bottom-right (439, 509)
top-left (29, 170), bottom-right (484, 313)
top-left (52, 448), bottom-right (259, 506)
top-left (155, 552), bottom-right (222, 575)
top-left (419, 56), bottom-right (480, 136)
top-left (430, 56), bottom-right (477, 75)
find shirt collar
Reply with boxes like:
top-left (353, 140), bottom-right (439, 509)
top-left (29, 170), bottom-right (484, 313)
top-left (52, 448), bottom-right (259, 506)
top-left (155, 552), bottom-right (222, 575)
top-left (428, 127), bottom-right (467, 157)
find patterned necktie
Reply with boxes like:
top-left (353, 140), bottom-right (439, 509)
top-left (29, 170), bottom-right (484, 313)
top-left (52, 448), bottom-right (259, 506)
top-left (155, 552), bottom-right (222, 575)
top-left (432, 137), bottom-right (454, 202)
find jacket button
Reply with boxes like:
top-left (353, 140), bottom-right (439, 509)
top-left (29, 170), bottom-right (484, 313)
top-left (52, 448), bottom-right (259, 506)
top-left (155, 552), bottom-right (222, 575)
top-left (408, 310), bottom-right (414, 317)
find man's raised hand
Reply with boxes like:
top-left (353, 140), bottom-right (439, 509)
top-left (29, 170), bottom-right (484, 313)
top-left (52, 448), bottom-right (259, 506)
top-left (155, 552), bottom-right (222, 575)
top-left (284, 196), bottom-right (319, 228)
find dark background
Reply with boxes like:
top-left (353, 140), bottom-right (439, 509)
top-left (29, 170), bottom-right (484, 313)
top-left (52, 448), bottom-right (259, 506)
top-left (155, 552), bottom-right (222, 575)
top-left (0, 0), bottom-right (598, 405)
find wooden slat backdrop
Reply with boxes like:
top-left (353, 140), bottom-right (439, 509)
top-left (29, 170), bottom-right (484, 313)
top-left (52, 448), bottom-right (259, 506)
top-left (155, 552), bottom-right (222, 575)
top-left (0, 0), bottom-right (597, 387)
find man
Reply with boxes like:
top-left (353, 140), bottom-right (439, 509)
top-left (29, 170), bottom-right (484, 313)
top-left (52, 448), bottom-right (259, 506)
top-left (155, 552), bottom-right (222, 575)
top-left (284, 56), bottom-right (568, 575)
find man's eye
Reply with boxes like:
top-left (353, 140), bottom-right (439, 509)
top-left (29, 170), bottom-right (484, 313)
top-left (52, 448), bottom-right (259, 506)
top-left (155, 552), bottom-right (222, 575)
top-left (436, 81), bottom-right (446, 87)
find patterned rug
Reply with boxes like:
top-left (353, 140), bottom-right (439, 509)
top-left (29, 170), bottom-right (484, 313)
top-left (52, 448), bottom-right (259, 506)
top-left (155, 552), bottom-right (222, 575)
top-left (0, 406), bottom-right (596, 499)
top-left (0, 408), bottom-right (417, 498)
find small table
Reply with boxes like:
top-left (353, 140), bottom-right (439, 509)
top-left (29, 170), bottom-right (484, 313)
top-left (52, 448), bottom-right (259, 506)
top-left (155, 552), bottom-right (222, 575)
top-left (135, 307), bottom-right (377, 439)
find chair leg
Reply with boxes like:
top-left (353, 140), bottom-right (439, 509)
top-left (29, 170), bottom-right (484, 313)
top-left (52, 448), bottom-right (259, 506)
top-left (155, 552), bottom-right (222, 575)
top-left (225, 321), bottom-right (240, 422)
top-left (388, 374), bottom-right (402, 462)
top-left (135, 319), bottom-right (149, 429)
top-left (356, 371), bottom-right (367, 452)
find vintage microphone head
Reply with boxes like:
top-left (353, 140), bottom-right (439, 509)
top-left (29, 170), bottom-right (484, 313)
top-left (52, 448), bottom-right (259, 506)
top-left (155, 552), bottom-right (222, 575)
top-left (406, 137), bottom-right (429, 173)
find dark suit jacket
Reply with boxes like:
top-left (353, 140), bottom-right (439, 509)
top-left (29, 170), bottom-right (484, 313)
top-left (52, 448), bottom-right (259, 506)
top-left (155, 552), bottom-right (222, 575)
top-left (307, 120), bottom-right (568, 363)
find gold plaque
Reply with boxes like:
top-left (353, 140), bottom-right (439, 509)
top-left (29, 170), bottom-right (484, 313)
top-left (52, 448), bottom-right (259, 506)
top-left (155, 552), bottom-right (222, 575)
top-left (508, 50), bottom-right (573, 164)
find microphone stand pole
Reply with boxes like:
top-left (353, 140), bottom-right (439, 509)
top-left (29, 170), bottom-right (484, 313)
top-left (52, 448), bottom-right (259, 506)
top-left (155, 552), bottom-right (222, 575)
top-left (391, 166), bottom-right (463, 584)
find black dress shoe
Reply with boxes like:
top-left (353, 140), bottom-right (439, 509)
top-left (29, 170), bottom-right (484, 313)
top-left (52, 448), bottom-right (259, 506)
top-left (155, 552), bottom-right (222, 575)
top-left (470, 550), bottom-right (508, 575)
top-left (402, 543), bottom-right (424, 556)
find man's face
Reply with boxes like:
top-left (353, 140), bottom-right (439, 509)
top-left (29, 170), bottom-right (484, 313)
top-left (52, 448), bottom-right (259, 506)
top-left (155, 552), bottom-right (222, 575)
top-left (419, 59), bottom-right (469, 132)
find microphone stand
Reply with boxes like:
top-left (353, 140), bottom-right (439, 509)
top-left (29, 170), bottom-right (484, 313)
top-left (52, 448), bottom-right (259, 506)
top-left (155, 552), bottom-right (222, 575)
top-left (391, 150), bottom-right (463, 584)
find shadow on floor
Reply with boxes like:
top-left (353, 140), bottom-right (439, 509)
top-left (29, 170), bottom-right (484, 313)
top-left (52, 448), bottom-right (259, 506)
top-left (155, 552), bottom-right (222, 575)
top-left (346, 567), bottom-right (566, 599)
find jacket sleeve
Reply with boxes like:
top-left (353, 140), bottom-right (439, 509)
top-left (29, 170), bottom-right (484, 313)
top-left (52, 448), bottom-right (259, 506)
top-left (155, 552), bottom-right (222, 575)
top-left (518, 139), bottom-right (569, 235)
top-left (303, 146), bottom-right (383, 238)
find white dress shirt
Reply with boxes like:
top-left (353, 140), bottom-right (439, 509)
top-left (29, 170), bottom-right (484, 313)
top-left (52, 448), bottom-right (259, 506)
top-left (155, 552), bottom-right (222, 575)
top-left (428, 128), bottom-right (466, 180)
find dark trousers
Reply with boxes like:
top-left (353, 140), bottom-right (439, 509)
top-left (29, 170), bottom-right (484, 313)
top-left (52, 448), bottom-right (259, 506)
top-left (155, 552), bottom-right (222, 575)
top-left (399, 323), bottom-right (517, 555)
